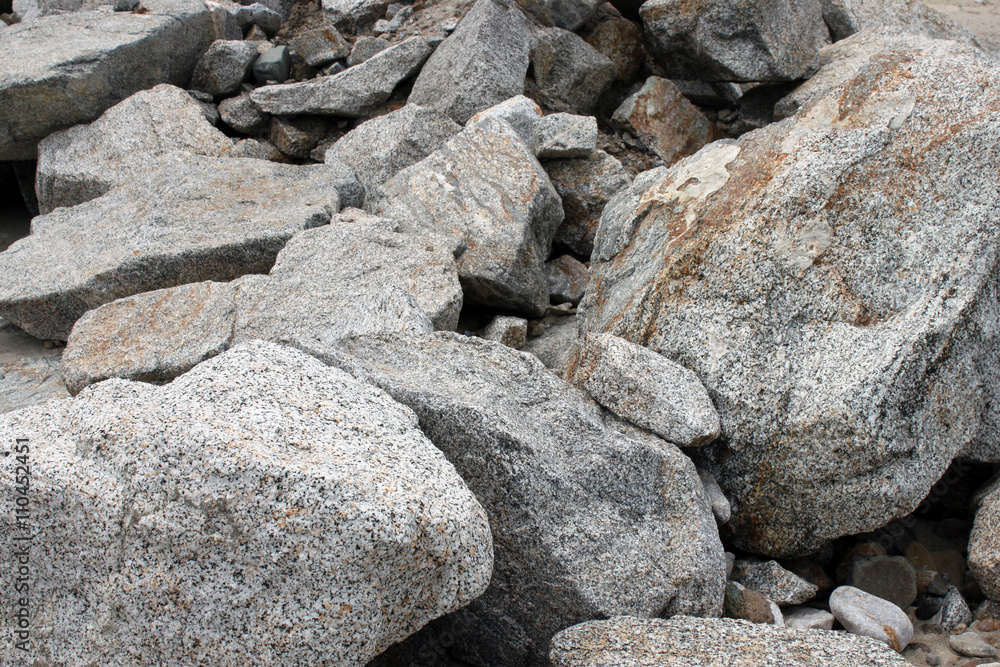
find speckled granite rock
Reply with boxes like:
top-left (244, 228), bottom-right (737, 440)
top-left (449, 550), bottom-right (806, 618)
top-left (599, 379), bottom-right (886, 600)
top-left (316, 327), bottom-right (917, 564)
top-left (940, 584), bottom-right (974, 633)
top-left (0, 0), bottom-right (224, 160)
top-left (639, 0), bottom-right (828, 82)
top-left (408, 0), bottom-right (532, 123)
top-left (783, 606), bottom-right (835, 630)
top-left (218, 92), bottom-right (270, 134)
top-left (567, 333), bottom-right (720, 447)
top-left (0, 341), bottom-right (492, 666)
top-left (531, 28), bottom-right (615, 115)
top-left (468, 95), bottom-right (543, 146)
top-left (549, 616), bottom-right (912, 666)
top-left (250, 36), bottom-right (433, 116)
top-left (325, 332), bottom-right (725, 666)
top-left (514, 0), bottom-right (601, 30)
top-left (35, 85), bottom-right (234, 213)
top-left (546, 254), bottom-right (588, 305)
top-left (289, 26), bottom-right (350, 67)
top-left (821, 0), bottom-right (980, 43)
top-left (533, 113), bottom-right (596, 159)
top-left (0, 153), bottom-right (360, 341)
top-left (723, 581), bottom-right (780, 624)
top-left (830, 586), bottom-right (914, 651)
top-left (581, 31), bottom-right (1000, 556)
top-left (698, 467), bottom-right (730, 524)
top-left (190, 39), bottom-right (259, 96)
top-left (846, 555), bottom-right (917, 610)
top-left (611, 77), bottom-right (714, 166)
top-left (375, 117), bottom-right (564, 317)
top-left (322, 0), bottom-right (392, 32)
top-left (523, 313), bottom-right (578, 372)
top-left (730, 558), bottom-right (818, 606)
top-left (0, 318), bottom-right (69, 413)
top-left (484, 315), bottom-right (527, 349)
top-left (972, 489), bottom-right (1000, 603)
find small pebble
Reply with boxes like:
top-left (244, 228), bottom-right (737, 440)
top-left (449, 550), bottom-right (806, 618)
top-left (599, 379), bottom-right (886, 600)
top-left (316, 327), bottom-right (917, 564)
top-left (950, 631), bottom-right (997, 658)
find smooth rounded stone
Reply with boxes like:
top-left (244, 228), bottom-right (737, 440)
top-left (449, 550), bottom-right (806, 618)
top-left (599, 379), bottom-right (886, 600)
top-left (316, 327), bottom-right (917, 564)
top-left (191, 39), bottom-right (258, 96)
top-left (0, 340), bottom-right (493, 666)
top-left (523, 312), bottom-right (578, 373)
top-left (269, 116), bottom-right (328, 158)
top-left (950, 632), bottom-right (997, 658)
top-left (513, 0), bottom-right (600, 30)
top-left (408, 0), bottom-right (531, 124)
top-left (566, 333), bottom-right (720, 447)
top-left (328, 104), bottom-right (460, 197)
top-left (251, 36), bottom-right (432, 116)
top-left (584, 14), bottom-right (645, 82)
top-left (325, 332), bottom-right (726, 666)
top-left (731, 558), bottom-right (819, 606)
top-left (545, 149), bottom-right (630, 258)
top-left (532, 112), bottom-right (597, 159)
top-left (546, 254), bottom-right (588, 306)
top-left (830, 586), bottom-right (914, 651)
top-left (581, 31), bottom-right (1000, 556)
top-left (230, 2), bottom-right (282, 35)
top-left (611, 76), bottom-right (714, 166)
top-left (289, 26), bottom-right (350, 67)
top-left (253, 45), bottom-right (292, 83)
top-left (941, 585), bottom-right (974, 633)
top-left (348, 35), bottom-right (390, 65)
top-left (639, 0), bottom-right (828, 83)
top-left (35, 84), bottom-right (234, 214)
top-left (218, 92), bottom-right (270, 134)
top-left (821, 0), bottom-right (981, 43)
top-left (322, 0), bottom-right (392, 32)
top-left (783, 606), bottom-right (836, 631)
top-left (467, 94), bottom-right (543, 146)
top-left (0, 0), bottom-right (226, 161)
top-left (0, 153), bottom-right (360, 341)
top-left (550, 616), bottom-right (912, 667)
top-left (847, 556), bottom-right (918, 610)
top-left (374, 117), bottom-right (564, 317)
top-left (531, 27), bottom-right (615, 115)
top-left (724, 580), bottom-right (779, 624)
top-left (484, 315), bottom-right (527, 349)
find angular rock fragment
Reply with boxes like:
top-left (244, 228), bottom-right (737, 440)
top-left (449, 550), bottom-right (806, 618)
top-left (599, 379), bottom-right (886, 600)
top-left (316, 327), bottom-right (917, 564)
top-left (35, 85), bottom-right (234, 213)
top-left (270, 116), bottom-right (328, 158)
top-left (523, 313), bottom-right (578, 372)
top-left (348, 36), bottom-right (390, 66)
top-left (730, 558), bottom-right (819, 606)
top-left (0, 153), bottom-right (360, 341)
top-left (408, 0), bottom-right (531, 123)
top-left (545, 149), bottom-right (630, 257)
top-left (375, 117), bottom-right (564, 316)
top-left (514, 0), bottom-right (601, 31)
top-left (0, 319), bottom-right (69, 413)
top-left (830, 586), bottom-right (914, 651)
top-left (581, 31), bottom-right (1000, 556)
top-left (191, 39), bottom-right (259, 96)
top-left (484, 315), bottom-right (527, 349)
top-left (723, 581), bottom-right (781, 625)
top-left (639, 0), bottom-right (828, 82)
top-left (697, 467), bottom-right (731, 524)
top-left (0, 341), bottom-right (493, 666)
top-left (585, 15), bottom-right (645, 82)
top-left (546, 254), bottom-right (588, 305)
top-left (611, 76), bottom-right (714, 166)
top-left (230, 2), bottom-right (282, 35)
top-left (532, 113), bottom-right (596, 159)
top-left (846, 556), bottom-right (917, 610)
top-left (289, 26), bottom-right (350, 67)
top-left (531, 27), bottom-right (615, 115)
top-left (322, 0), bottom-right (392, 32)
top-left (549, 616), bottom-right (911, 667)
top-left (567, 333), bottom-right (720, 447)
top-left (821, 0), bottom-right (980, 43)
top-left (782, 606), bottom-right (835, 630)
top-left (971, 488), bottom-right (1000, 603)
top-left (250, 36), bottom-right (432, 116)
top-left (0, 0), bottom-right (224, 160)
top-left (325, 332), bottom-right (726, 666)
top-left (219, 92), bottom-right (271, 134)
top-left (467, 95), bottom-right (543, 145)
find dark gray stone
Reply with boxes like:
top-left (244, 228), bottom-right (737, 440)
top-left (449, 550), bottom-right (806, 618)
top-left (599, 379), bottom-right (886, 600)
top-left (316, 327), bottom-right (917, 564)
top-left (531, 27), bottom-right (615, 115)
top-left (348, 35), bottom-right (390, 66)
top-left (532, 112), bottom-right (597, 159)
top-left (253, 45), bottom-right (292, 84)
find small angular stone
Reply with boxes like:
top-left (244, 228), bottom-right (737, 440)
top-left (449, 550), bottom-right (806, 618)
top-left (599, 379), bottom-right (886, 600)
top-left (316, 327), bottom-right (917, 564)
top-left (724, 581), bottom-right (780, 624)
top-left (533, 113), bottom-right (597, 159)
top-left (322, 0), bottom-right (391, 32)
top-left (612, 76), bottom-right (713, 165)
top-left (289, 26), bottom-right (350, 67)
top-left (531, 27), bottom-right (615, 114)
top-left (697, 467), bottom-right (731, 524)
top-left (270, 116), bottom-right (328, 158)
top-left (941, 585), bottom-right (974, 634)
top-left (467, 94), bottom-right (543, 145)
top-left (230, 2), bottom-right (283, 34)
top-left (950, 631), bottom-right (996, 658)
top-left (585, 15), bottom-right (645, 81)
top-left (546, 254), bottom-right (588, 305)
top-left (484, 315), bottom-right (527, 349)
top-left (191, 39), bottom-right (258, 96)
top-left (348, 35), bottom-right (389, 65)
top-left (731, 558), bottom-right (819, 606)
top-left (253, 45), bottom-right (292, 83)
top-left (218, 92), bottom-right (270, 134)
top-left (514, 0), bottom-right (601, 30)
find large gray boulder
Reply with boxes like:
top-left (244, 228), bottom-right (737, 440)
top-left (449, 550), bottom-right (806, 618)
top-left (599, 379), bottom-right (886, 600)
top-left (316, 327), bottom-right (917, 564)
top-left (821, 0), bottom-right (980, 43)
top-left (0, 340), bottom-right (493, 666)
top-left (35, 84), bottom-right (234, 213)
top-left (326, 332), bottom-right (726, 667)
top-left (375, 116), bottom-right (564, 317)
top-left (0, 0), bottom-right (225, 160)
top-left (249, 36), bottom-right (433, 116)
top-left (407, 0), bottom-right (532, 123)
top-left (579, 30), bottom-right (1000, 557)
top-left (639, 0), bottom-right (828, 82)
top-left (549, 616), bottom-right (911, 666)
top-left (0, 153), bottom-right (361, 341)
top-left (531, 27), bottom-right (615, 115)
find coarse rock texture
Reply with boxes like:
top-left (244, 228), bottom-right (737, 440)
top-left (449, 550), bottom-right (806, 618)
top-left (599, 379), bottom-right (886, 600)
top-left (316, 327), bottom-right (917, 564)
top-left (523, 312), bottom-right (579, 372)
top-left (531, 27), bottom-right (615, 115)
top-left (580, 30), bottom-right (1000, 556)
top-left (821, 0), bottom-right (981, 43)
top-left (0, 153), bottom-right (361, 341)
top-left (375, 117), bottom-right (564, 317)
top-left (35, 85), bottom-right (234, 213)
top-left (0, 341), bottom-right (493, 666)
top-left (567, 333), bottom-right (720, 447)
top-left (729, 558), bottom-right (818, 606)
top-left (0, 0), bottom-right (224, 161)
top-left (548, 616), bottom-right (912, 666)
top-left (611, 76), bottom-right (714, 166)
top-left (12, 0), bottom-right (113, 21)
top-left (846, 555), bottom-right (917, 610)
top-left (545, 149), bottom-right (630, 257)
top-left (546, 254), bottom-right (588, 305)
top-left (830, 586), bottom-right (914, 651)
top-left (782, 606), bottom-right (836, 630)
top-left (533, 113), bottom-right (597, 159)
top-left (249, 36), bottom-right (433, 116)
top-left (326, 332), bottom-right (726, 667)
top-left (723, 581), bottom-right (780, 625)
top-left (585, 15), bottom-right (645, 81)
top-left (484, 314), bottom-right (528, 349)
top-left (322, 0), bottom-right (393, 32)
top-left (270, 116), bottom-right (328, 159)
top-left (289, 26), bottom-right (351, 67)
top-left (190, 39), bottom-right (259, 96)
top-left (971, 486), bottom-right (1000, 603)
top-left (253, 45), bottom-right (292, 84)
top-left (0, 318), bottom-right (69, 414)
top-left (327, 104), bottom-right (461, 197)
top-left (950, 631), bottom-right (997, 658)
top-left (639, 0), bottom-right (829, 82)
top-left (349, 36), bottom-right (391, 66)
top-left (468, 94), bottom-right (543, 145)
top-left (513, 0), bottom-right (600, 31)
top-left (408, 0), bottom-right (532, 123)
top-left (218, 92), bottom-right (271, 134)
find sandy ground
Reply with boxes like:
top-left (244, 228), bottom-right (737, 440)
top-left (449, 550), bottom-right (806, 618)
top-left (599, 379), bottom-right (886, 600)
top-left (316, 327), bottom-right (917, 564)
top-left (926, 0), bottom-right (1000, 52)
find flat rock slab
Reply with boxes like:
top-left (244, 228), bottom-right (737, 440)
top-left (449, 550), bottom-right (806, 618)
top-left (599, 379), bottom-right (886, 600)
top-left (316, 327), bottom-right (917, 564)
top-left (549, 616), bottom-right (911, 666)
top-left (326, 332), bottom-right (725, 666)
top-left (36, 84), bottom-right (235, 213)
top-left (0, 340), bottom-right (492, 666)
top-left (0, 153), bottom-right (361, 341)
top-left (581, 31), bottom-right (1000, 556)
top-left (0, 0), bottom-right (223, 160)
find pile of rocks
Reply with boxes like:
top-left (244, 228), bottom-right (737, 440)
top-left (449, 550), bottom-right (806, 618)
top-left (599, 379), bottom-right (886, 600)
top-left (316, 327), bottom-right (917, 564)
top-left (1, 0), bottom-right (999, 664)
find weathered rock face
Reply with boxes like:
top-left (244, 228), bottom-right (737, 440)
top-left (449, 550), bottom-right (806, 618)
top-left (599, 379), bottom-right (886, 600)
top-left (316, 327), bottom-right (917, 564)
top-left (190, 39), bottom-right (259, 96)
top-left (639, 0), bottom-right (828, 82)
top-left (513, 0), bottom-right (601, 31)
top-left (548, 616), bottom-right (911, 667)
top-left (532, 112), bottom-right (597, 159)
top-left (580, 31), bottom-right (1000, 556)
top-left (468, 94), bottom-right (543, 145)
top-left (35, 85), bottom-right (234, 213)
top-left (531, 27), bottom-right (615, 115)
top-left (322, 0), bottom-right (392, 32)
top-left (0, 153), bottom-right (361, 341)
top-left (545, 149), bottom-right (630, 257)
top-left (407, 0), bottom-right (532, 123)
top-left (970, 487), bottom-right (1000, 603)
top-left (0, 318), bottom-right (68, 414)
top-left (821, 0), bottom-right (980, 43)
top-left (327, 332), bottom-right (726, 666)
top-left (0, 0), bottom-right (224, 160)
top-left (249, 36), bottom-right (433, 116)
top-left (375, 117), bottom-right (564, 317)
top-left (0, 341), bottom-right (493, 666)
